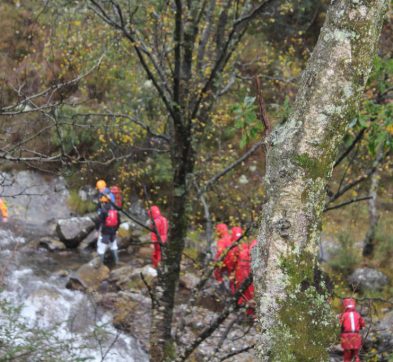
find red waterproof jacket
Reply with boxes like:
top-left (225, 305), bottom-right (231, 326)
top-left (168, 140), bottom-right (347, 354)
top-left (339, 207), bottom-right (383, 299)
top-left (234, 240), bottom-right (256, 305)
top-left (214, 224), bottom-right (231, 282)
top-left (339, 299), bottom-right (365, 350)
top-left (149, 205), bottom-right (168, 243)
top-left (225, 227), bottom-right (242, 274)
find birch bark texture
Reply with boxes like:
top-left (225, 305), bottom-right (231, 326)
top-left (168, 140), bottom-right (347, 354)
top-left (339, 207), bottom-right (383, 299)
top-left (253, 0), bottom-right (388, 360)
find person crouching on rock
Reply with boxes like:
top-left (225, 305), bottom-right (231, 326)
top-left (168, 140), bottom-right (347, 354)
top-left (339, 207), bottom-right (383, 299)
top-left (95, 194), bottom-right (120, 267)
top-left (339, 298), bottom-right (365, 362)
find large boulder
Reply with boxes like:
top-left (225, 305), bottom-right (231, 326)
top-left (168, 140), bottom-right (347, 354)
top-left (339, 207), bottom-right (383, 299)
top-left (348, 268), bottom-right (389, 292)
top-left (56, 216), bottom-right (96, 248)
top-left (66, 262), bottom-right (110, 291)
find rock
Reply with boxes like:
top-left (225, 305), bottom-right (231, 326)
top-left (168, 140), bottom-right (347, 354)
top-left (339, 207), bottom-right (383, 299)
top-left (0, 171), bottom-right (71, 228)
top-left (179, 273), bottom-right (200, 290)
top-left (348, 267), bottom-right (389, 291)
top-left (66, 262), bottom-right (110, 291)
top-left (109, 265), bottom-right (157, 291)
top-left (78, 229), bottom-right (97, 251)
top-left (54, 269), bottom-right (69, 278)
top-left (78, 185), bottom-right (96, 202)
top-left (37, 236), bottom-right (66, 252)
top-left (56, 216), bottom-right (96, 248)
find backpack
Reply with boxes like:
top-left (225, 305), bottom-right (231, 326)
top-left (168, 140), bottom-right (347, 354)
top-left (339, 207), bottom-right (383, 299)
top-left (110, 186), bottom-right (123, 208)
top-left (105, 209), bottom-right (119, 227)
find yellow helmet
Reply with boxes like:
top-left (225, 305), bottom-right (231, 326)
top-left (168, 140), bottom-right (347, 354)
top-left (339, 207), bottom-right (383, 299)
top-left (96, 180), bottom-right (106, 190)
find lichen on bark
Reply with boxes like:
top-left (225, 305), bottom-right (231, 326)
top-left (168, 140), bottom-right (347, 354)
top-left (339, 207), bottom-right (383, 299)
top-left (253, 0), bottom-right (388, 360)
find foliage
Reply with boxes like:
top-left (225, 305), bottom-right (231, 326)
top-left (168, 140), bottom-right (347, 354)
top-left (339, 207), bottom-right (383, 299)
top-left (68, 190), bottom-right (96, 215)
top-left (328, 233), bottom-right (360, 275)
top-left (230, 96), bottom-right (263, 149)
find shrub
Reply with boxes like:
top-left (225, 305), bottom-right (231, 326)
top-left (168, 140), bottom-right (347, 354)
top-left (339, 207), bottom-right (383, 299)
top-left (68, 190), bottom-right (96, 215)
top-left (328, 233), bottom-right (360, 275)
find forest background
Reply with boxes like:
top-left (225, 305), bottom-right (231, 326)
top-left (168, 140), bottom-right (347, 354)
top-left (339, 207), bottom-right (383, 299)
top-left (0, 0), bottom-right (392, 361)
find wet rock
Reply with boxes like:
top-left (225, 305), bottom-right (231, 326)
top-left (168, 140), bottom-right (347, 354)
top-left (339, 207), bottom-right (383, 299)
top-left (348, 267), bottom-right (389, 291)
top-left (66, 262), bottom-right (110, 291)
top-left (1, 171), bottom-right (71, 228)
top-left (54, 269), bottom-right (69, 278)
top-left (78, 229), bottom-right (97, 251)
top-left (179, 273), bottom-right (200, 290)
top-left (109, 265), bottom-right (157, 291)
top-left (56, 216), bottom-right (96, 248)
top-left (37, 236), bottom-right (66, 252)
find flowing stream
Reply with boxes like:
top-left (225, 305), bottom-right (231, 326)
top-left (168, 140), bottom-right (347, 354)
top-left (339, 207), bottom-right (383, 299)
top-left (0, 171), bottom-right (148, 361)
top-left (0, 227), bottom-right (148, 362)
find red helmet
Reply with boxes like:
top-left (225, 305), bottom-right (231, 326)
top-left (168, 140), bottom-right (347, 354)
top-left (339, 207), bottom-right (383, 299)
top-left (216, 223), bottom-right (228, 237)
top-left (148, 205), bottom-right (161, 219)
top-left (343, 298), bottom-right (356, 310)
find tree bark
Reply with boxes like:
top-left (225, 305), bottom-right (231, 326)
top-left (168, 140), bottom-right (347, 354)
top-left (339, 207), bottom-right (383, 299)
top-left (362, 148), bottom-right (383, 257)
top-left (253, 1), bottom-right (387, 360)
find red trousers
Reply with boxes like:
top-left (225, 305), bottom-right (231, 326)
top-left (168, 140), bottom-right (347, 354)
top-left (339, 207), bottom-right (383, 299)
top-left (152, 243), bottom-right (161, 268)
top-left (341, 333), bottom-right (362, 362)
top-left (343, 349), bottom-right (360, 362)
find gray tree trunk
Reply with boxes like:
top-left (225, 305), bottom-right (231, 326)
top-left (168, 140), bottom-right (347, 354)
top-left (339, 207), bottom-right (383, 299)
top-left (363, 148), bottom-right (383, 257)
top-left (253, 1), bottom-right (388, 360)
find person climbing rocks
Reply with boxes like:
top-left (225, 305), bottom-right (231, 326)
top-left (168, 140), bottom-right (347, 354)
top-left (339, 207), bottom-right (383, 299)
top-left (0, 197), bottom-right (8, 223)
top-left (233, 239), bottom-right (257, 316)
top-left (147, 205), bottom-right (168, 268)
top-left (213, 223), bottom-right (232, 282)
top-left (95, 191), bottom-right (120, 268)
top-left (339, 298), bottom-right (365, 362)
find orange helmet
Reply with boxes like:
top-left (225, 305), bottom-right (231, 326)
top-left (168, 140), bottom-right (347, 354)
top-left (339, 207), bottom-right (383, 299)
top-left (96, 180), bottom-right (106, 190)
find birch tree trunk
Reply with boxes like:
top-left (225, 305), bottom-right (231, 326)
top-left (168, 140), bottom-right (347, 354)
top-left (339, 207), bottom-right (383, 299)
top-left (253, 1), bottom-right (388, 360)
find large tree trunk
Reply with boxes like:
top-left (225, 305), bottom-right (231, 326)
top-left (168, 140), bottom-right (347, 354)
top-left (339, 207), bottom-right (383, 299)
top-left (253, 1), bottom-right (387, 360)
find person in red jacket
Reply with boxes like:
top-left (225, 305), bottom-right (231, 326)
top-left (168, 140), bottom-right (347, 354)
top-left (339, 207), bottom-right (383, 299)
top-left (148, 205), bottom-right (168, 268)
top-left (234, 239), bottom-right (257, 315)
top-left (213, 223), bottom-right (231, 282)
top-left (339, 298), bottom-right (365, 362)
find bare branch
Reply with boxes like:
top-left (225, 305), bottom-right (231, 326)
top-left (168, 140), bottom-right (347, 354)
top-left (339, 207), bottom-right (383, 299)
top-left (323, 196), bottom-right (372, 212)
top-left (334, 128), bottom-right (366, 168)
top-left (201, 140), bottom-right (265, 195)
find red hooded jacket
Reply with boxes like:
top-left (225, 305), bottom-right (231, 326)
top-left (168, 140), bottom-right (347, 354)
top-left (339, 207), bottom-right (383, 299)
top-left (339, 298), bottom-right (365, 350)
top-left (214, 224), bottom-right (231, 282)
top-left (148, 205), bottom-right (168, 243)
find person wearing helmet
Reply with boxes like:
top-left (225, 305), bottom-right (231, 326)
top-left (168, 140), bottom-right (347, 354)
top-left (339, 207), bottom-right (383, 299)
top-left (0, 197), bottom-right (8, 223)
top-left (234, 239), bottom-right (257, 316)
top-left (95, 186), bottom-right (120, 267)
top-left (96, 179), bottom-right (115, 204)
top-left (147, 205), bottom-right (168, 268)
top-left (339, 298), bottom-right (365, 362)
top-left (213, 223), bottom-right (231, 282)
